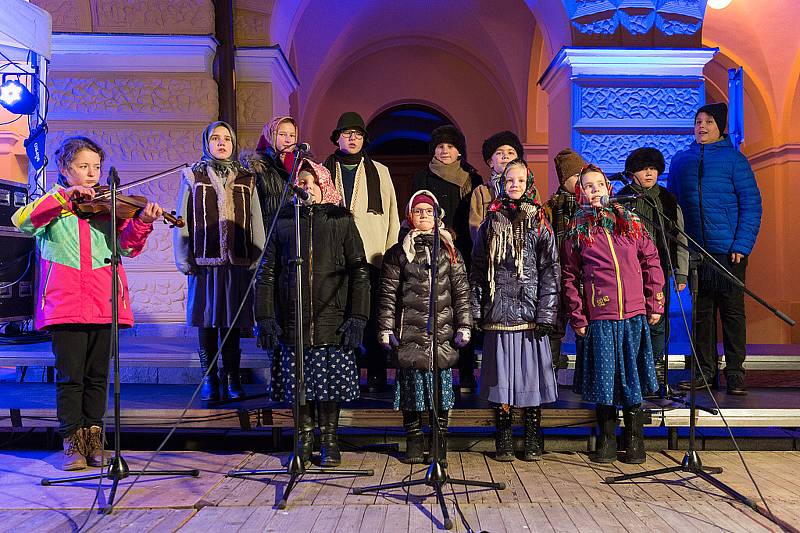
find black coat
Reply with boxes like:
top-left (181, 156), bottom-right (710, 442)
top-left (411, 165), bottom-right (483, 266)
top-left (247, 151), bottom-right (290, 228)
top-left (470, 205), bottom-right (560, 329)
top-left (255, 203), bottom-right (370, 348)
top-left (377, 233), bottom-right (471, 370)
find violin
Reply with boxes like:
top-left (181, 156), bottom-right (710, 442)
top-left (72, 164), bottom-right (187, 228)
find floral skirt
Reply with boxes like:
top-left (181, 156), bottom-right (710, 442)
top-left (271, 344), bottom-right (360, 404)
top-left (572, 315), bottom-right (658, 407)
top-left (393, 368), bottom-right (455, 411)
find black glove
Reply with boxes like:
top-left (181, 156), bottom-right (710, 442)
top-left (256, 318), bottom-right (282, 351)
top-left (534, 323), bottom-right (554, 340)
top-left (337, 317), bottom-right (367, 350)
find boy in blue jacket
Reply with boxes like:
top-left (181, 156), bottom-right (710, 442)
top-left (667, 102), bottom-right (762, 395)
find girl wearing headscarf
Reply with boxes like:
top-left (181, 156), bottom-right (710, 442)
top-left (254, 159), bottom-right (370, 467)
top-left (377, 190), bottom-right (472, 466)
top-left (174, 121), bottom-right (266, 402)
top-left (561, 164), bottom-right (664, 465)
top-left (470, 158), bottom-right (560, 462)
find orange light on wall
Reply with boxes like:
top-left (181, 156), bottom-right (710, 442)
top-left (707, 0), bottom-right (733, 9)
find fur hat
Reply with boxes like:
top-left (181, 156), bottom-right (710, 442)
top-left (481, 130), bottom-right (524, 165)
top-left (696, 102), bottom-right (727, 133)
top-left (625, 147), bottom-right (665, 176)
top-left (330, 111), bottom-right (369, 146)
top-left (429, 125), bottom-right (466, 159)
top-left (553, 148), bottom-right (586, 185)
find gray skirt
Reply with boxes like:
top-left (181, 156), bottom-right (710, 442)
top-left (479, 329), bottom-right (558, 407)
top-left (187, 265), bottom-right (254, 329)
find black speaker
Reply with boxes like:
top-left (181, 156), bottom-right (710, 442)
top-left (0, 178), bottom-right (28, 229)
top-left (0, 228), bottom-right (35, 322)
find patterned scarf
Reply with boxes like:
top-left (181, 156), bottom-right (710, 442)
top-left (200, 121), bottom-right (244, 175)
top-left (297, 158), bottom-right (343, 206)
top-left (566, 203), bottom-right (648, 249)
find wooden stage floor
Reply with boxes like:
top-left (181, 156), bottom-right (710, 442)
top-left (1, 450), bottom-right (799, 531)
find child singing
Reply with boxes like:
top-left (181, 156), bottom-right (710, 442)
top-left (471, 158), bottom-right (560, 462)
top-left (562, 164), bottom-right (665, 464)
top-left (377, 190), bottom-right (471, 466)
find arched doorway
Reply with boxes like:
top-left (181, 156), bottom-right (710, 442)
top-left (366, 103), bottom-right (453, 212)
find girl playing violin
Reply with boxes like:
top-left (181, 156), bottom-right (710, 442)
top-left (12, 136), bottom-right (163, 471)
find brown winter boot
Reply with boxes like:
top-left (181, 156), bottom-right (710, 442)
top-left (61, 431), bottom-right (87, 471)
top-left (83, 426), bottom-right (108, 467)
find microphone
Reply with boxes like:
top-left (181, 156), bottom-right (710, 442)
top-left (607, 170), bottom-right (632, 183)
top-left (294, 142), bottom-right (311, 153)
top-left (600, 193), bottom-right (644, 207)
top-left (108, 166), bottom-right (121, 187)
top-left (288, 183), bottom-right (310, 202)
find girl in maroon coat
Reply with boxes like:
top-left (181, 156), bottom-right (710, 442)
top-left (561, 164), bottom-right (665, 465)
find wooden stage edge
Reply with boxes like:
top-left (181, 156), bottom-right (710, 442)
top-left (0, 450), bottom-right (799, 532)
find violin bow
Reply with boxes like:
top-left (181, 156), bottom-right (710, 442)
top-left (93, 163), bottom-right (189, 200)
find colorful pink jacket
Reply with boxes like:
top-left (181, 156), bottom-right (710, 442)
top-left (12, 185), bottom-right (153, 330)
top-left (561, 228), bottom-right (665, 330)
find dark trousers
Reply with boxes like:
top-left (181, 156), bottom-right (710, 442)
top-left (649, 305), bottom-right (667, 362)
top-left (52, 325), bottom-right (112, 437)
top-left (693, 258), bottom-right (747, 380)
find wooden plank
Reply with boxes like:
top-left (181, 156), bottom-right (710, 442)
top-left (307, 505), bottom-right (344, 533)
top-left (237, 506), bottom-right (278, 533)
top-left (578, 503), bottom-right (627, 532)
top-left (344, 452), bottom-right (388, 505)
top-left (380, 503), bottom-right (411, 533)
top-left (487, 458), bottom-right (529, 503)
top-left (358, 504), bottom-right (388, 531)
top-left (706, 451), bottom-right (800, 502)
top-left (204, 453), bottom-right (281, 507)
top-left (452, 503), bottom-right (481, 533)
top-left (247, 454), bottom-right (295, 507)
top-left (333, 504), bottom-right (367, 532)
top-left (685, 500), bottom-right (774, 533)
top-left (313, 452), bottom-right (371, 506)
top-left (517, 502), bottom-right (556, 532)
top-left (645, 501), bottom-right (708, 532)
top-left (601, 501), bottom-right (653, 533)
top-left (559, 452), bottom-right (622, 503)
top-left (406, 503), bottom-right (434, 533)
top-left (374, 454), bottom-right (413, 504)
top-left (538, 502), bottom-right (579, 533)
top-left (473, 503), bottom-right (508, 532)
top-left (512, 454), bottom-right (562, 503)
top-left (145, 509), bottom-right (196, 532)
top-left (537, 453), bottom-right (594, 504)
top-left (498, 502), bottom-right (533, 532)
top-left (609, 452), bottom-right (691, 502)
top-left (622, 501), bottom-right (675, 533)
top-left (560, 502), bottom-right (602, 532)
top-left (458, 452), bottom-right (500, 503)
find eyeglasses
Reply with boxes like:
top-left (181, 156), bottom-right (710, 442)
top-left (411, 208), bottom-right (434, 216)
top-left (340, 129), bottom-right (364, 139)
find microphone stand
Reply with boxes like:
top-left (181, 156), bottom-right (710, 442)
top-left (605, 182), bottom-right (795, 516)
top-left (352, 203), bottom-right (505, 531)
top-left (226, 149), bottom-right (373, 510)
top-left (41, 167), bottom-right (199, 514)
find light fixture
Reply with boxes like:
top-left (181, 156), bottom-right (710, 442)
top-left (0, 75), bottom-right (38, 115)
top-left (707, 0), bottom-right (733, 9)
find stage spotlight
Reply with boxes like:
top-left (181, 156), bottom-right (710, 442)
top-left (0, 75), bottom-right (38, 115)
top-left (707, 0), bottom-right (733, 9)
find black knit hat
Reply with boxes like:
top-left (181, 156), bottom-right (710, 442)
top-left (429, 125), bottom-right (466, 158)
top-left (330, 111), bottom-right (370, 145)
top-left (625, 147), bottom-right (665, 176)
top-left (695, 102), bottom-right (727, 133)
top-left (481, 130), bottom-right (524, 165)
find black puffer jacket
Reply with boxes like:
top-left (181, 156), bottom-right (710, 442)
top-left (378, 233), bottom-right (471, 370)
top-left (470, 205), bottom-right (560, 329)
top-left (255, 203), bottom-right (370, 348)
top-left (246, 150), bottom-right (290, 229)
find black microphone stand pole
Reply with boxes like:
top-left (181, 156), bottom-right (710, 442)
top-left (352, 203), bottom-right (505, 531)
top-left (226, 149), bottom-right (373, 510)
top-left (605, 194), bottom-right (795, 513)
top-left (41, 167), bottom-right (199, 514)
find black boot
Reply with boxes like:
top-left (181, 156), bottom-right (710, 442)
top-left (220, 348), bottom-right (245, 401)
top-left (318, 401), bottom-right (341, 467)
top-left (298, 401), bottom-right (315, 464)
top-left (494, 405), bottom-right (515, 462)
top-left (522, 407), bottom-right (544, 461)
top-left (401, 410), bottom-right (425, 464)
top-left (622, 406), bottom-right (645, 464)
top-left (197, 349), bottom-right (219, 402)
top-left (590, 405), bottom-right (618, 464)
top-left (427, 410), bottom-right (449, 468)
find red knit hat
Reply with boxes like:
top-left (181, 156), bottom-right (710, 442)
top-left (410, 193), bottom-right (435, 210)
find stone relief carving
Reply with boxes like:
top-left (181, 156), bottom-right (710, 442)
top-left (47, 129), bottom-right (202, 164)
top-left (234, 9), bottom-right (270, 46)
top-left (579, 134), bottom-right (693, 168)
top-left (236, 84), bottom-right (272, 127)
top-left (91, 0), bottom-right (214, 34)
top-left (568, 0), bottom-right (704, 35)
top-left (127, 273), bottom-right (187, 318)
top-left (49, 76), bottom-right (218, 118)
top-left (580, 87), bottom-right (701, 120)
top-left (32, 0), bottom-right (92, 32)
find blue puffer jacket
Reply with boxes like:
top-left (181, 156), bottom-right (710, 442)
top-left (667, 136), bottom-right (762, 255)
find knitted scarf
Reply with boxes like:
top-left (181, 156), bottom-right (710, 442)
top-left (200, 121), bottom-right (245, 176)
top-left (566, 203), bottom-right (648, 249)
top-left (323, 150), bottom-right (383, 215)
top-left (429, 158), bottom-right (472, 197)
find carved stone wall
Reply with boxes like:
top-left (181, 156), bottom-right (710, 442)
top-left (33, 0), bottom-right (214, 34)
